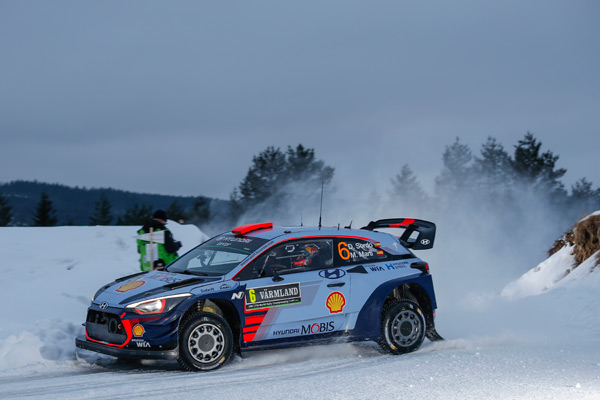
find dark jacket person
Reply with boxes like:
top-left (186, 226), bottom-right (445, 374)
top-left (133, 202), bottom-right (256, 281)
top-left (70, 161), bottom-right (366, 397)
top-left (136, 210), bottom-right (182, 271)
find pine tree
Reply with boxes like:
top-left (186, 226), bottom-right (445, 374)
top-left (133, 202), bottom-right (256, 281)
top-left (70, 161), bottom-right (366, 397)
top-left (511, 132), bottom-right (566, 195)
top-left (472, 136), bottom-right (512, 194)
top-left (570, 178), bottom-right (600, 216)
top-left (391, 164), bottom-right (427, 206)
top-left (435, 137), bottom-right (472, 196)
top-left (167, 199), bottom-right (188, 222)
top-left (89, 193), bottom-right (113, 225)
top-left (32, 191), bottom-right (58, 226)
top-left (191, 197), bottom-right (210, 225)
top-left (117, 203), bottom-right (153, 225)
top-left (239, 146), bottom-right (288, 209)
top-left (228, 189), bottom-right (243, 225)
top-left (236, 144), bottom-right (334, 216)
top-left (286, 144), bottom-right (334, 185)
top-left (0, 192), bottom-right (13, 226)
top-left (571, 177), bottom-right (594, 199)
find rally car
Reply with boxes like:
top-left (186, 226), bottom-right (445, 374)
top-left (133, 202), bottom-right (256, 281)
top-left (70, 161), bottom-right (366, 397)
top-left (76, 218), bottom-right (443, 371)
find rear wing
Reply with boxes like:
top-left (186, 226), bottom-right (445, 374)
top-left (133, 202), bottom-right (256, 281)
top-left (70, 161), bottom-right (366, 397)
top-left (361, 218), bottom-right (436, 250)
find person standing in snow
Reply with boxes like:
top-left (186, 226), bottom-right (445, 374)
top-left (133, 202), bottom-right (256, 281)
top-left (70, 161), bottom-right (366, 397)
top-left (136, 210), bottom-right (182, 271)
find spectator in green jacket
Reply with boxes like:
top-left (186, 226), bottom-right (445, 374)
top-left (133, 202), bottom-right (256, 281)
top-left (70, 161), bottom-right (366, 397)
top-left (137, 210), bottom-right (182, 271)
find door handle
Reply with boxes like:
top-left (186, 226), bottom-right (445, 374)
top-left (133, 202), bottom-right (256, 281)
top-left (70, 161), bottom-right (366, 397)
top-left (327, 282), bottom-right (345, 288)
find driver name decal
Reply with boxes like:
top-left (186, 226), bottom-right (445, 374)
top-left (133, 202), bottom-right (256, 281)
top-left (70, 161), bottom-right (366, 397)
top-left (245, 283), bottom-right (301, 310)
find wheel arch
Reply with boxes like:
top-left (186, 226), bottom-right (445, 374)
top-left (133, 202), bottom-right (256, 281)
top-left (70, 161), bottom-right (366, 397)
top-left (179, 298), bottom-right (242, 352)
top-left (383, 283), bottom-right (434, 331)
top-left (352, 275), bottom-right (436, 341)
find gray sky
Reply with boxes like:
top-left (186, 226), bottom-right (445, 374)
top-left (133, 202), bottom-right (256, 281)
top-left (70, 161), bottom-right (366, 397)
top-left (1, 0), bottom-right (598, 199)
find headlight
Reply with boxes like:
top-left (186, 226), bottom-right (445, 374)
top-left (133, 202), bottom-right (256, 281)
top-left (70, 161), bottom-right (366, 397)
top-left (125, 293), bottom-right (192, 315)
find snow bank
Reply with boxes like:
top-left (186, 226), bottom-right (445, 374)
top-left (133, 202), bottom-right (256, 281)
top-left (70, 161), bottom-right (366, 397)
top-left (501, 245), bottom-right (576, 299)
top-left (0, 222), bottom-right (207, 371)
top-left (581, 210), bottom-right (600, 221)
top-left (0, 331), bottom-right (47, 370)
top-left (502, 210), bottom-right (600, 301)
top-left (497, 211), bottom-right (600, 341)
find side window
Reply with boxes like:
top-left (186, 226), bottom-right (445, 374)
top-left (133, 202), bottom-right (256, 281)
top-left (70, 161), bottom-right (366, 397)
top-left (250, 239), bottom-right (333, 278)
top-left (334, 238), bottom-right (388, 265)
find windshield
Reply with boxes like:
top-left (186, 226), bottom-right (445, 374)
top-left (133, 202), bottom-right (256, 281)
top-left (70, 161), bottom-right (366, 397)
top-left (167, 234), bottom-right (269, 276)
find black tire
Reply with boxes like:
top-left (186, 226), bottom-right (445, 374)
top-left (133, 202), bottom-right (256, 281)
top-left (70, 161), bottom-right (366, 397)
top-left (178, 312), bottom-right (233, 371)
top-left (378, 299), bottom-right (426, 354)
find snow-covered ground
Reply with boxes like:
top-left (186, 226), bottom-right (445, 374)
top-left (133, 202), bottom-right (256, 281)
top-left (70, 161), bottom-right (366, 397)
top-left (0, 222), bottom-right (207, 370)
top-left (0, 223), bottom-right (599, 399)
top-left (502, 246), bottom-right (600, 300)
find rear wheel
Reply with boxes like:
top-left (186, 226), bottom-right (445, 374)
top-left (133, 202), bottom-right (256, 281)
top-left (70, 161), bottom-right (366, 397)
top-left (178, 312), bottom-right (233, 371)
top-left (379, 299), bottom-right (426, 354)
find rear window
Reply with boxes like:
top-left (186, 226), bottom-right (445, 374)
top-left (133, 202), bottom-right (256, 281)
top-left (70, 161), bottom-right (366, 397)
top-left (334, 238), bottom-right (389, 265)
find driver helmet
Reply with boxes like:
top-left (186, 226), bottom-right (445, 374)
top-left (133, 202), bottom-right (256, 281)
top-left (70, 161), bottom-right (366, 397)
top-left (292, 244), bottom-right (319, 267)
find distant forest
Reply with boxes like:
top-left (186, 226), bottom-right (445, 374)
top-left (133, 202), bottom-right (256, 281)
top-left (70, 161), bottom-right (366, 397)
top-left (0, 180), bottom-right (226, 227)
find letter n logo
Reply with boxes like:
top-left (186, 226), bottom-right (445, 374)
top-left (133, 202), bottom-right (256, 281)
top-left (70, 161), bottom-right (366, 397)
top-left (231, 291), bottom-right (245, 300)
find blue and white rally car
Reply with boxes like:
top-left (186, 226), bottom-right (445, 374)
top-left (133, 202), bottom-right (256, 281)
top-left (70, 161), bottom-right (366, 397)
top-left (76, 219), bottom-right (443, 371)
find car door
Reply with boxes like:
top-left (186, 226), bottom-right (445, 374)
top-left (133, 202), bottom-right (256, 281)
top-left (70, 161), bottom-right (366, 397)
top-left (240, 238), bottom-right (351, 345)
top-left (332, 237), bottom-right (393, 331)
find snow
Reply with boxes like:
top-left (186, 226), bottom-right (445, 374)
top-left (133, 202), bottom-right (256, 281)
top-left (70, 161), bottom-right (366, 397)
top-left (501, 245), bottom-right (576, 299)
top-left (0, 222), bottom-right (206, 368)
top-left (581, 210), bottom-right (600, 221)
top-left (502, 238), bottom-right (600, 301)
top-left (1, 223), bottom-right (599, 399)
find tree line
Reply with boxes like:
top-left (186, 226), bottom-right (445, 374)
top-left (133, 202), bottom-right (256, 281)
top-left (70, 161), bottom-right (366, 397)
top-left (0, 190), bottom-right (210, 227)
top-left (0, 181), bottom-right (214, 227)
top-left (391, 133), bottom-right (598, 219)
top-left (227, 135), bottom-right (599, 235)
top-left (1, 135), bottom-right (598, 229)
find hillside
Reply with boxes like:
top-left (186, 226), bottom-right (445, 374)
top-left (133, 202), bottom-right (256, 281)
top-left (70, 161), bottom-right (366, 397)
top-left (502, 211), bottom-right (600, 300)
top-left (0, 180), bottom-right (228, 226)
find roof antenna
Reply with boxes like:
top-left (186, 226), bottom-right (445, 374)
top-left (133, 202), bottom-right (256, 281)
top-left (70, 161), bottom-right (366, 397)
top-left (344, 220), bottom-right (352, 229)
top-left (300, 211), bottom-right (303, 227)
top-left (318, 181), bottom-right (324, 229)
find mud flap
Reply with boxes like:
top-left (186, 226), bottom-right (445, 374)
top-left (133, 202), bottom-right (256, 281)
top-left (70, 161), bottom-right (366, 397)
top-left (425, 327), bottom-right (444, 341)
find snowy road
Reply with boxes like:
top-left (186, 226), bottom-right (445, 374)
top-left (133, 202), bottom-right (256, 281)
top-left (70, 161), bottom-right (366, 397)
top-left (1, 225), bottom-right (600, 399)
top-left (2, 339), bottom-right (599, 400)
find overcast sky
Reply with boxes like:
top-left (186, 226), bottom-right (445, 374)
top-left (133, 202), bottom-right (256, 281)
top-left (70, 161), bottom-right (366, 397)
top-left (1, 0), bottom-right (598, 199)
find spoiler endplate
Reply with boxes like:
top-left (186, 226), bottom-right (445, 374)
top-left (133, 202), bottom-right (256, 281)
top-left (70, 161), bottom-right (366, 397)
top-left (361, 218), bottom-right (436, 250)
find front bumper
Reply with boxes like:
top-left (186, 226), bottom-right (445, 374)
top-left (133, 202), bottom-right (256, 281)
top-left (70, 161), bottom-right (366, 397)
top-left (75, 336), bottom-right (179, 360)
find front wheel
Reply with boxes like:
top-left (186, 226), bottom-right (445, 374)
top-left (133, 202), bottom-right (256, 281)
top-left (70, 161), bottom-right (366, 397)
top-left (178, 312), bottom-right (233, 371)
top-left (378, 299), bottom-right (426, 354)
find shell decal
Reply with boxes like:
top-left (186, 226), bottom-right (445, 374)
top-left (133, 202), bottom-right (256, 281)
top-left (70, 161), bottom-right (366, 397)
top-left (132, 323), bottom-right (145, 337)
top-left (115, 280), bottom-right (145, 293)
top-left (326, 291), bottom-right (346, 314)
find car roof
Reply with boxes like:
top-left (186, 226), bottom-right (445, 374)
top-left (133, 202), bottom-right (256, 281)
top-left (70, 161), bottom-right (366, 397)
top-left (230, 223), bottom-right (393, 243)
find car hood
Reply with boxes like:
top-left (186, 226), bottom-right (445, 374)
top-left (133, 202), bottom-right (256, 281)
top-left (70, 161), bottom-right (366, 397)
top-left (93, 270), bottom-right (222, 307)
